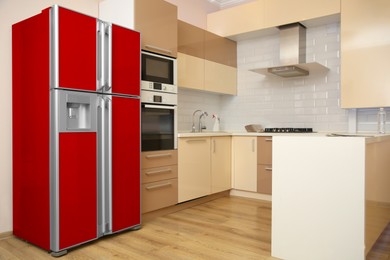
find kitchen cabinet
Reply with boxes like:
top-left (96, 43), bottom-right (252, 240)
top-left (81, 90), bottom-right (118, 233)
top-left (178, 136), bottom-right (232, 202)
top-left (134, 0), bottom-right (177, 57)
top-left (340, 0), bottom-right (390, 108)
top-left (141, 150), bottom-right (178, 213)
top-left (257, 136), bottom-right (272, 195)
top-left (178, 137), bottom-right (211, 202)
top-left (211, 137), bottom-right (232, 193)
top-left (177, 20), bottom-right (237, 95)
top-left (232, 136), bottom-right (257, 192)
top-left (207, 0), bottom-right (340, 38)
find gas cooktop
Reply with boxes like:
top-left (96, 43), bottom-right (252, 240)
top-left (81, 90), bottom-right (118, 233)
top-left (264, 128), bottom-right (313, 133)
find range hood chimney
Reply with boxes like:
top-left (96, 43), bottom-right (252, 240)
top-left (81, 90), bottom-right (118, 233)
top-left (251, 23), bottom-right (329, 78)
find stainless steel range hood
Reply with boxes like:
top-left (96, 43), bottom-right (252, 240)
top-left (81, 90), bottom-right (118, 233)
top-left (251, 23), bottom-right (328, 78)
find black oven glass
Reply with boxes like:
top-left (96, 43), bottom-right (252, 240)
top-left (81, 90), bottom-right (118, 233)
top-left (142, 53), bottom-right (174, 85)
top-left (141, 105), bottom-right (174, 151)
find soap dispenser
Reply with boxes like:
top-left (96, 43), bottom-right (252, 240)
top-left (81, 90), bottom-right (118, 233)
top-left (212, 114), bottom-right (220, 132)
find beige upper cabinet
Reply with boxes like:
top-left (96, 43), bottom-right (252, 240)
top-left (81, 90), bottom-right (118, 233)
top-left (340, 0), bottom-right (390, 108)
top-left (207, 0), bottom-right (340, 38)
top-left (177, 20), bottom-right (237, 95)
top-left (134, 0), bottom-right (178, 57)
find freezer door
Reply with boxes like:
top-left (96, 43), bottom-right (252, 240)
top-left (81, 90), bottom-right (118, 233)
top-left (51, 90), bottom-right (98, 251)
top-left (50, 5), bottom-right (97, 91)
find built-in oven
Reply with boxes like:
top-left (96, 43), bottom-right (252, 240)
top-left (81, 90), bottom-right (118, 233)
top-left (141, 88), bottom-right (177, 152)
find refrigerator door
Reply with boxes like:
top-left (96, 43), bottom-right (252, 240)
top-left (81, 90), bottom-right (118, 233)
top-left (98, 95), bottom-right (141, 235)
top-left (111, 96), bottom-right (141, 232)
top-left (51, 5), bottom-right (97, 91)
top-left (52, 90), bottom-right (98, 251)
top-left (111, 24), bottom-right (141, 96)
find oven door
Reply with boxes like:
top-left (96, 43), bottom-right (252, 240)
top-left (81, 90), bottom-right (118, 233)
top-left (141, 104), bottom-right (177, 151)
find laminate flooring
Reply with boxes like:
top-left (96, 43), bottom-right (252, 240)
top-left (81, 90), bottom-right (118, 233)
top-left (0, 196), bottom-right (276, 260)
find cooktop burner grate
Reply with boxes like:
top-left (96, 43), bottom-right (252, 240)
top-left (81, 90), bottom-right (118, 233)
top-left (264, 128), bottom-right (313, 133)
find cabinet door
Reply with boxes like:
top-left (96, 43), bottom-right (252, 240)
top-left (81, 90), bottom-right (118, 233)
top-left (178, 20), bottom-right (204, 59)
top-left (341, 0), bottom-right (390, 108)
top-left (58, 7), bottom-right (96, 91)
top-left (211, 137), bottom-right (232, 193)
top-left (232, 137), bottom-right (257, 192)
top-left (177, 53), bottom-right (205, 90)
top-left (134, 0), bottom-right (177, 57)
top-left (257, 136), bottom-right (272, 164)
top-left (178, 137), bottom-right (211, 202)
top-left (204, 60), bottom-right (237, 95)
top-left (204, 31), bottom-right (237, 68)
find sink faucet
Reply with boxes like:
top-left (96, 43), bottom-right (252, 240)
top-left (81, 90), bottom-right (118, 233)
top-left (192, 110), bottom-right (202, 132)
top-left (199, 112), bottom-right (208, 132)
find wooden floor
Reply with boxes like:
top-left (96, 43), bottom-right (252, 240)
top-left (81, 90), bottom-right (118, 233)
top-left (0, 196), bottom-right (277, 259)
top-left (1, 196), bottom-right (389, 259)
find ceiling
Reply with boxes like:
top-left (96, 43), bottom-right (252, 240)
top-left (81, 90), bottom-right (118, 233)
top-left (208, 0), bottom-right (256, 9)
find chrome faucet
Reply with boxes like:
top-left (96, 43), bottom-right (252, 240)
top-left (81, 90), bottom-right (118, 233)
top-left (192, 110), bottom-right (202, 132)
top-left (199, 112), bottom-right (208, 132)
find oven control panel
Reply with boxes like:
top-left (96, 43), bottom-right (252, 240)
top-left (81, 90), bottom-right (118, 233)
top-left (141, 90), bottom-right (177, 106)
top-left (141, 81), bottom-right (177, 94)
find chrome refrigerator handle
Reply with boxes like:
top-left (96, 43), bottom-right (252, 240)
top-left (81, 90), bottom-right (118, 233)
top-left (106, 23), bottom-right (112, 92)
top-left (106, 96), bottom-right (113, 234)
top-left (97, 21), bottom-right (106, 91)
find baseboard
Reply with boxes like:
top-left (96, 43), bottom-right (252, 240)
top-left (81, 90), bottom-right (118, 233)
top-left (142, 190), bottom-right (230, 223)
top-left (0, 231), bottom-right (13, 241)
top-left (230, 189), bottom-right (272, 202)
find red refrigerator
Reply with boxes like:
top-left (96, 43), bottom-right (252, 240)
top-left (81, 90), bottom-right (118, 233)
top-left (12, 5), bottom-right (141, 256)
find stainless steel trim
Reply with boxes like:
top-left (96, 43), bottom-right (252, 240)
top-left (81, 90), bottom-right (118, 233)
top-left (145, 168), bottom-right (172, 176)
top-left (97, 21), bottom-right (106, 91)
top-left (106, 23), bottom-right (112, 93)
top-left (50, 5), bottom-right (60, 252)
top-left (144, 104), bottom-right (176, 110)
top-left (106, 96), bottom-right (113, 234)
top-left (97, 96), bottom-right (104, 237)
top-left (144, 44), bottom-right (172, 55)
top-left (145, 182), bottom-right (172, 190)
top-left (145, 153), bottom-right (172, 159)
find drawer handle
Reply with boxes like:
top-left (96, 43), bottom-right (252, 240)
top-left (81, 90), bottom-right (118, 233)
top-left (265, 138), bottom-right (272, 142)
top-left (186, 139), bottom-right (207, 143)
top-left (145, 168), bottom-right (172, 176)
top-left (145, 153), bottom-right (172, 159)
top-left (145, 182), bottom-right (172, 190)
top-left (265, 167), bottom-right (272, 171)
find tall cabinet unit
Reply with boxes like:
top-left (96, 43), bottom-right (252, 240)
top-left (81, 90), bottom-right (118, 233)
top-left (341, 0), bottom-right (390, 108)
top-left (12, 6), bottom-right (141, 255)
top-left (134, 0), bottom-right (178, 57)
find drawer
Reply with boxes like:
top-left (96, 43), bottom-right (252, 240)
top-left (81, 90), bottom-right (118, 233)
top-left (257, 136), bottom-right (272, 165)
top-left (142, 165), bottom-right (178, 184)
top-left (142, 178), bottom-right (178, 213)
top-left (142, 150), bottom-right (178, 169)
top-left (257, 164), bottom-right (272, 195)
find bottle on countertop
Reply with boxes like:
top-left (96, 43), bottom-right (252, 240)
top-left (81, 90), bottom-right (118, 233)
top-left (212, 114), bottom-right (220, 132)
top-left (377, 107), bottom-right (386, 134)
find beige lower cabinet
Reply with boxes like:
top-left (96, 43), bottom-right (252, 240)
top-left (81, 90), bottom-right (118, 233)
top-left (232, 136), bottom-right (257, 192)
top-left (141, 150), bottom-right (178, 213)
top-left (257, 136), bottom-right (272, 195)
top-left (211, 137), bottom-right (232, 193)
top-left (178, 136), bottom-right (232, 203)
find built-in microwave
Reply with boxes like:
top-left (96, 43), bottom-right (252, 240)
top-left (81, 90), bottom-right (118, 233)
top-left (141, 51), bottom-right (177, 93)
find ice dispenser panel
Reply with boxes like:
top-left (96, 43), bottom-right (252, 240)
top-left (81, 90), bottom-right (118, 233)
top-left (58, 90), bottom-right (97, 132)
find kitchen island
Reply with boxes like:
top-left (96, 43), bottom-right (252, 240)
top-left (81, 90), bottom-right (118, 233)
top-left (179, 131), bottom-right (390, 259)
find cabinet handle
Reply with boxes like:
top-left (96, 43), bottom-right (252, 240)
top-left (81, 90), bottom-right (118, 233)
top-left (145, 153), bottom-right (172, 159)
top-left (145, 182), bottom-right (172, 190)
top-left (252, 139), bottom-right (255, 152)
top-left (265, 167), bottom-right (272, 171)
top-left (213, 139), bottom-right (216, 153)
top-left (145, 168), bottom-right (172, 176)
top-left (265, 138), bottom-right (272, 142)
top-left (186, 139), bottom-right (207, 143)
top-left (144, 44), bottom-right (172, 55)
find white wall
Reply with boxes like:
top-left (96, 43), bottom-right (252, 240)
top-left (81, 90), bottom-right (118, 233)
top-left (0, 0), bottom-right (100, 234)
